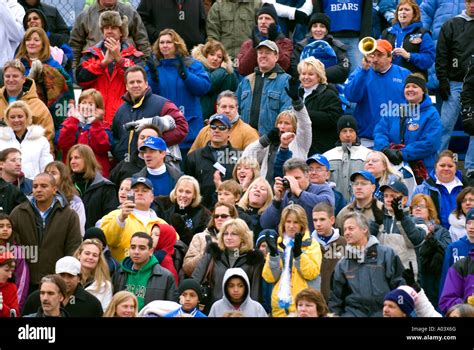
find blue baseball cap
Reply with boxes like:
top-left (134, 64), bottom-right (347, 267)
top-left (131, 176), bottom-right (154, 191)
top-left (209, 114), bottom-right (232, 129)
top-left (350, 170), bottom-right (376, 184)
top-left (306, 154), bottom-right (330, 170)
top-left (138, 136), bottom-right (167, 152)
top-left (380, 180), bottom-right (409, 196)
top-left (466, 208), bottom-right (474, 223)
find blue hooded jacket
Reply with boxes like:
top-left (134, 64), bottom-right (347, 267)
top-left (345, 64), bottom-right (410, 139)
top-left (374, 94), bottom-right (441, 171)
top-left (148, 56), bottom-right (211, 150)
top-left (385, 21), bottom-right (435, 72)
top-left (413, 170), bottom-right (464, 229)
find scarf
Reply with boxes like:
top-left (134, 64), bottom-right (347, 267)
top-left (176, 307), bottom-right (199, 317)
top-left (277, 234), bottom-right (294, 313)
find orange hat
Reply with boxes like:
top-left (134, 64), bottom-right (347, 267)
top-left (376, 39), bottom-right (393, 53)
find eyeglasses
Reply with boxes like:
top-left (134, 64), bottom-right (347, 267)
top-left (412, 205), bottom-right (427, 210)
top-left (214, 214), bottom-right (231, 219)
top-left (462, 198), bottom-right (474, 204)
top-left (210, 124), bottom-right (228, 131)
top-left (365, 158), bottom-right (381, 164)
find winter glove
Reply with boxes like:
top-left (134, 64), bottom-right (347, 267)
top-left (251, 29), bottom-right (261, 48)
top-left (285, 78), bottom-right (301, 102)
top-left (170, 213), bottom-right (186, 233)
top-left (123, 115), bottom-right (175, 132)
top-left (176, 55), bottom-right (188, 80)
top-left (402, 261), bottom-right (421, 292)
top-left (439, 79), bottom-right (451, 101)
top-left (382, 148), bottom-right (403, 165)
top-left (267, 127), bottom-right (281, 145)
top-left (267, 23), bottom-right (278, 41)
top-left (264, 230), bottom-right (279, 257)
top-left (391, 196), bottom-right (405, 221)
top-left (293, 232), bottom-right (303, 258)
top-left (372, 204), bottom-right (384, 226)
top-left (294, 10), bottom-right (309, 25)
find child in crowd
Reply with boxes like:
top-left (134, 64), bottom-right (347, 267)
top-left (57, 88), bottom-right (112, 177)
top-left (163, 279), bottom-right (207, 317)
top-left (0, 213), bottom-right (29, 309)
top-left (208, 268), bottom-right (267, 317)
top-left (0, 252), bottom-right (20, 317)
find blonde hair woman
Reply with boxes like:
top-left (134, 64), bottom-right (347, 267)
top-left (103, 291), bottom-right (138, 317)
top-left (231, 156), bottom-right (261, 193)
top-left (364, 150), bottom-right (404, 202)
top-left (242, 102), bottom-right (312, 184)
top-left (262, 204), bottom-right (322, 317)
top-left (183, 202), bottom-right (239, 277)
top-left (74, 238), bottom-right (112, 310)
top-left (155, 175), bottom-right (211, 246)
top-left (0, 101), bottom-right (53, 179)
top-left (296, 57), bottom-right (343, 155)
top-left (191, 218), bottom-right (264, 310)
top-left (237, 176), bottom-right (273, 237)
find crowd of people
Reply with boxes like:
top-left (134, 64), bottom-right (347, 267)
top-left (0, 0), bottom-right (473, 318)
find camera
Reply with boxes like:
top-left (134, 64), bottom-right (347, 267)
top-left (282, 178), bottom-right (290, 190)
top-left (127, 191), bottom-right (135, 202)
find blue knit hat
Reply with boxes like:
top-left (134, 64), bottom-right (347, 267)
top-left (384, 288), bottom-right (415, 317)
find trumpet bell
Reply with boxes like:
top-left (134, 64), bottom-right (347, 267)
top-left (359, 37), bottom-right (377, 55)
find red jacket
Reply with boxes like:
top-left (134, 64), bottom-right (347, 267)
top-left (237, 36), bottom-right (293, 76)
top-left (0, 281), bottom-right (20, 317)
top-left (57, 117), bottom-right (113, 177)
top-left (76, 42), bottom-right (144, 126)
top-left (153, 223), bottom-right (179, 286)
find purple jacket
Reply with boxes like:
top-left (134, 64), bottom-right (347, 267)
top-left (439, 249), bottom-right (474, 313)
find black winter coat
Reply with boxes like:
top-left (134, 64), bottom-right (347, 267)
top-left (191, 242), bottom-right (264, 306)
top-left (154, 196), bottom-right (211, 246)
top-left (184, 142), bottom-right (239, 209)
top-left (75, 173), bottom-right (119, 229)
top-left (22, 285), bottom-right (103, 317)
top-left (304, 84), bottom-right (343, 155)
top-left (0, 179), bottom-right (26, 214)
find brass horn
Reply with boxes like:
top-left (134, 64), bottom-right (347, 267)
top-left (358, 37), bottom-right (377, 55)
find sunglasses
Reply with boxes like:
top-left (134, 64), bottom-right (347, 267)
top-left (213, 214), bottom-right (231, 219)
top-left (210, 124), bottom-right (228, 131)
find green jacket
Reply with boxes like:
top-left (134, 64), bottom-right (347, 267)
top-left (206, 0), bottom-right (261, 59)
top-left (122, 255), bottom-right (158, 310)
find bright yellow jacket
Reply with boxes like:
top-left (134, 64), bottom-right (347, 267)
top-left (262, 232), bottom-right (322, 317)
top-left (100, 209), bottom-right (167, 262)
